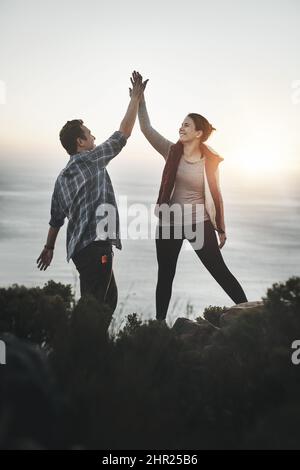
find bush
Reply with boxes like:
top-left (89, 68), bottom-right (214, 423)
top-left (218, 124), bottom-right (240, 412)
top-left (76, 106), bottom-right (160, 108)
top-left (1, 277), bottom-right (300, 449)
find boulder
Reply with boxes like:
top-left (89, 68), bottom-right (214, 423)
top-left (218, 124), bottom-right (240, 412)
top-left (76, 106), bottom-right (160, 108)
top-left (220, 301), bottom-right (264, 327)
top-left (172, 317), bottom-right (217, 348)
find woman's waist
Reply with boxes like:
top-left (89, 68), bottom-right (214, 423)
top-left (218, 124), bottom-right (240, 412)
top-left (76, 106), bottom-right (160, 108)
top-left (170, 192), bottom-right (206, 206)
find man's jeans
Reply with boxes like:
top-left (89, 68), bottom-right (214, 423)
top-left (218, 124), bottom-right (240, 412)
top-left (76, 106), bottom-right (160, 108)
top-left (72, 241), bottom-right (117, 313)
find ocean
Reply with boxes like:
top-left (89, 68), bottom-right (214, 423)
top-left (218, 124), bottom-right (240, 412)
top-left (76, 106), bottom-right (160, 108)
top-left (1, 162), bottom-right (299, 333)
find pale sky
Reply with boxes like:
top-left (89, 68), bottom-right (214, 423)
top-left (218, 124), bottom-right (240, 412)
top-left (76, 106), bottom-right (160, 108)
top-left (0, 0), bottom-right (299, 185)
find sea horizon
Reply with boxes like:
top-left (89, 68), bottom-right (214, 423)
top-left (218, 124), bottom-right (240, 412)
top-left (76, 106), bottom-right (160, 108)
top-left (1, 161), bottom-right (300, 333)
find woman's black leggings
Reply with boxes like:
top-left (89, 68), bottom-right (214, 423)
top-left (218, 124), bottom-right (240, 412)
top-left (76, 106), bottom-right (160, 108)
top-left (155, 219), bottom-right (248, 320)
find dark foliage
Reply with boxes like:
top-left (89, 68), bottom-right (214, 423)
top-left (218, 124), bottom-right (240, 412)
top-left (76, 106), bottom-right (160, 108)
top-left (1, 277), bottom-right (300, 449)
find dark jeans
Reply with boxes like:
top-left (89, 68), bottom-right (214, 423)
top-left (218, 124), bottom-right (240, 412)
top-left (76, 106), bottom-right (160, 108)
top-left (155, 219), bottom-right (248, 320)
top-left (72, 241), bottom-right (117, 313)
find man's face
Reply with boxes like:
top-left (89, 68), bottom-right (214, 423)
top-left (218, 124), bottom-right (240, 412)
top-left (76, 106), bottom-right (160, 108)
top-left (77, 125), bottom-right (96, 152)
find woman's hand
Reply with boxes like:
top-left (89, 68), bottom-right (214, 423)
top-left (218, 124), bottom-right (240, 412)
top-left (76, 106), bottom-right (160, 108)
top-left (129, 71), bottom-right (148, 99)
top-left (218, 232), bottom-right (227, 249)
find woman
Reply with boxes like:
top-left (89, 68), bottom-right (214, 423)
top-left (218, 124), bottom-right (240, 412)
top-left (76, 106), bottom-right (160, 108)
top-left (130, 73), bottom-right (248, 321)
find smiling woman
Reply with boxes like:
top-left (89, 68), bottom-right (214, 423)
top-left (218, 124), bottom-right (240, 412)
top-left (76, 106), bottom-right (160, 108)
top-left (134, 71), bottom-right (249, 322)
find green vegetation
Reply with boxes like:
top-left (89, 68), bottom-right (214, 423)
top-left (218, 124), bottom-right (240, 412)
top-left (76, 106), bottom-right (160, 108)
top-left (1, 277), bottom-right (300, 449)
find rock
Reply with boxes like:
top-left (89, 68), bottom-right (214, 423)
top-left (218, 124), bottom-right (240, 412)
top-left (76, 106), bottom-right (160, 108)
top-left (220, 301), bottom-right (264, 327)
top-left (172, 317), bottom-right (218, 348)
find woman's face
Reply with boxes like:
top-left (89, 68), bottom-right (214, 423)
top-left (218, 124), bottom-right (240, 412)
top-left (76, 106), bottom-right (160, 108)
top-left (179, 116), bottom-right (203, 143)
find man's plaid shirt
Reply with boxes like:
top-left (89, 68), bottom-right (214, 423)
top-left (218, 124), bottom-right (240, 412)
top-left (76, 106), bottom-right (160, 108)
top-left (49, 130), bottom-right (127, 262)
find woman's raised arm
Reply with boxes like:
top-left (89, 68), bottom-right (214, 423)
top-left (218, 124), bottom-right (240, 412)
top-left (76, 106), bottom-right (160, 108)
top-left (138, 95), bottom-right (174, 160)
top-left (129, 73), bottom-right (174, 160)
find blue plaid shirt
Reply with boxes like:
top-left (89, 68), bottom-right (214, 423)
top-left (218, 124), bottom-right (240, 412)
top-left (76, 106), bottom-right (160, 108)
top-left (49, 130), bottom-right (127, 262)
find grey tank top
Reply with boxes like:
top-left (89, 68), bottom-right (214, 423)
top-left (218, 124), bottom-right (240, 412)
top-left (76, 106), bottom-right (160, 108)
top-left (169, 156), bottom-right (210, 225)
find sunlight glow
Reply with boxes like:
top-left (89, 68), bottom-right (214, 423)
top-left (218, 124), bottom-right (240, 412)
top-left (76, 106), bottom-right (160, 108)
top-left (237, 145), bottom-right (283, 174)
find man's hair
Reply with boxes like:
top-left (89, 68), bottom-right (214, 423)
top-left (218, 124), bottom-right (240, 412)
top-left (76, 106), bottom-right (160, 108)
top-left (59, 119), bottom-right (86, 155)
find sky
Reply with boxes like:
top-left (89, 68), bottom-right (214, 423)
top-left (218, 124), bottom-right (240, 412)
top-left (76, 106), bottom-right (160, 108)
top-left (0, 0), bottom-right (299, 186)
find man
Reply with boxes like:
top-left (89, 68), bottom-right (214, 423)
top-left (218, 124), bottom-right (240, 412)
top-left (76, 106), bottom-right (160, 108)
top-left (36, 71), bottom-right (148, 314)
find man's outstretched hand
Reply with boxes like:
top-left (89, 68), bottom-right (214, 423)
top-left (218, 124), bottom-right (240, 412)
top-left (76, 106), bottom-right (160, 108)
top-left (36, 247), bottom-right (53, 271)
top-left (129, 70), bottom-right (148, 99)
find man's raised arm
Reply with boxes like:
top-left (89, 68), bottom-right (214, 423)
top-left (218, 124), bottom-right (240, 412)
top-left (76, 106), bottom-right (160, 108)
top-left (83, 71), bottom-right (149, 168)
top-left (119, 70), bottom-right (148, 138)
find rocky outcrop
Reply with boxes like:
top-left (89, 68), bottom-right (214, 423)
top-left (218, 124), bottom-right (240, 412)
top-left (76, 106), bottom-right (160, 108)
top-left (219, 301), bottom-right (264, 327)
top-left (171, 301), bottom-right (265, 347)
top-left (172, 316), bottom-right (218, 348)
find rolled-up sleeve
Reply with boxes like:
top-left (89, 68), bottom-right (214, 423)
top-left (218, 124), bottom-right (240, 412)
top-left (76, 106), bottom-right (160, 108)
top-left (49, 184), bottom-right (65, 228)
top-left (85, 131), bottom-right (127, 167)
